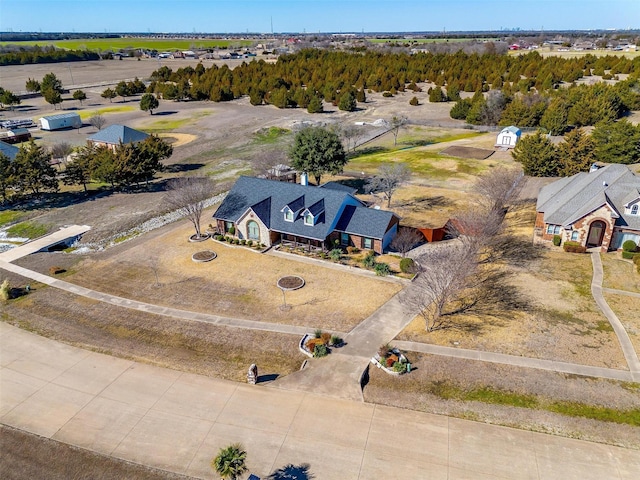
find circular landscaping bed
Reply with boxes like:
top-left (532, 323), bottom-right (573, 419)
top-left (191, 250), bottom-right (217, 263)
top-left (189, 233), bottom-right (211, 242)
top-left (277, 275), bottom-right (305, 291)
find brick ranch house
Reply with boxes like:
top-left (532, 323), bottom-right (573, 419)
top-left (535, 164), bottom-right (640, 251)
top-left (212, 176), bottom-right (400, 254)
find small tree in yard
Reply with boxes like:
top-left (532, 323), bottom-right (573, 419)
top-left (390, 115), bottom-right (408, 145)
top-left (89, 113), bottom-right (106, 131)
top-left (289, 126), bottom-right (347, 185)
top-left (140, 93), bottom-right (159, 114)
top-left (50, 142), bottom-right (73, 166)
top-left (101, 88), bottom-right (116, 103)
top-left (391, 227), bottom-right (423, 257)
top-left (211, 443), bottom-right (247, 480)
top-left (164, 177), bottom-right (213, 239)
top-left (73, 89), bottom-right (87, 106)
top-left (473, 167), bottom-right (523, 215)
top-left (365, 163), bottom-right (411, 207)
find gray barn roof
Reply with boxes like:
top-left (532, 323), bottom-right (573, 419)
top-left (214, 176), bottom-right (396, 240)
top-left (537, 164), bottom-right (640, 231)
top-left (87, 124), bottom-right (149, 145)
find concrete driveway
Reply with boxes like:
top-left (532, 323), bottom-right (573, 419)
top-left (1, 322), bottom-right (638, 480)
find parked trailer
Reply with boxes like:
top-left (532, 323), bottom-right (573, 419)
top-left (0, 128), bottom-right (31, 144)
top-left (39, 112), bottom-right (82, 131)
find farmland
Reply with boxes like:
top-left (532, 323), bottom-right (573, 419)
top-left (0, 38), bottom-right (253, 51)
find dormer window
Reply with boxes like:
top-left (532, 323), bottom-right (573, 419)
top-left (284, 209), bottom-right (293, 222)
top-left (304, 212), bottom-right (314, 225)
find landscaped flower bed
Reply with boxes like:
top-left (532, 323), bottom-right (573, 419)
top-left (300, 329), bottom-right (343, 358)
top-left (371, 344), bottom-right (411, 375)
top-left (212, 234), bottom-right (266, 250)
top-left (191, 250), bottom-right (217, 262)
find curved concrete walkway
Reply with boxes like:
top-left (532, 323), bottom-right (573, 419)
top-left (2, 322), bottom-right (638, 480)
top-left (590, 252), bottom-right (640, 381)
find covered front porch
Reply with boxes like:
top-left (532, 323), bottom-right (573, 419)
top-left (278, 233), bottom-right (327, 253)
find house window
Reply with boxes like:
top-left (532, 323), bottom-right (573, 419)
top-left (363, 237), bottom-right (373, 250)
top-left (247, 220), bottom-right (260, 241)
top-left (571, 230), bottom-right (579, 241)
top-left (546, 224), bottom-right (554, 235)
top-left (284, 209), bottom-right (293, 222)
top-left (304, 213), bottom-right (314, 226)
top-left (340, 233), bottom-right (349, 246)
top-left (632, 205), bottom-right (639, 215)
top-left (225, 221), bottom-right (234, 232)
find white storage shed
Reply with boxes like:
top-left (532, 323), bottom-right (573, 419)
top-left (495, 126), bottom-right (521, 149)
top-left (40, 112), bottom-right (82, 131)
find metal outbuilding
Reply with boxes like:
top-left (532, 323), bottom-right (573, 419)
top-left (40, 112), bottom-right (82, 131)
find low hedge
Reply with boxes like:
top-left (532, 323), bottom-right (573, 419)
top-left (553, 235), bottom-right (562, 246)
top-left (622, 251), bottom-right (639, 260)
top-left (400, 257), bottom-right (416, 274)
top-left (563, 241), bottom-right (587, 253)
top-left (622, 240), bottom-right (638, 252)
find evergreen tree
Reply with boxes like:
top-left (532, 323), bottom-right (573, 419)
top-left (0, 152), bottom-right (15, 203)
top-left (512, 132), bottom-right (560, 177)
top-left (592, 119), bottom-right (640, 164)
top-left (540, 98), bottom-right (569, 135)
top-left (73, 89), bottom-right (87, 106)
top-left (338, 91), bottom-right (357, 111)
top-left (25, 78), bottom-right (41, 93)
top-left (557, 129), bottom-right (595, 176)
top-left (140, 93), bottom-right (159, 114)
top-left (307, 95), bottom-right (324, 113)
top-left (13, 140), bottom-right (59, 196)
top-left (289, 126), bottom-right (346, 185)
top-left (101, 88), bottom-right (116, 103)
top-left (63, 146), bottom-right (93, 192)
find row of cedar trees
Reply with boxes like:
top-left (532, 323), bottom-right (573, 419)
top-left (0, 136), bottom-right (172, 203)
top-left (143, 49), bottom-right (639, 129)
top-left (0, 46), bottom-right (100, 66)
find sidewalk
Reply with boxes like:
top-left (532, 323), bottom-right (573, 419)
top-left (2, 322), bottom-right (638, 480)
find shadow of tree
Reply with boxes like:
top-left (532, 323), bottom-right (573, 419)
top-left (267, 463), bottom-right (314, 480)
top-left (164, 163), bottom-right (206, 173)
top-left (395, 195), bottom-right (453, 211)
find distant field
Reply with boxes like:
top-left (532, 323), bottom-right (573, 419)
top-left (0, 38), bottom-right (253, 51)
top-left (510, 47), bottom-right (640, 59)
top-left (368, 37), bottom-right (499, 44)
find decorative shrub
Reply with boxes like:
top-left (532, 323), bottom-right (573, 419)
top-left (329, 248), bottom-right (342, 261)
top-left (49, 266), bottom-right (65, 275)
top-left (633, 255), bottom-right (640, 266)
top-left (374, 262), bottom-right (391, 276)
top-left (553, 235), bottom-right (562, 246)
top-left (0, 279), bottom-right (10, 301)
top-left (240, 239), bottom-right (246, 245)
top-left (622, 251), bottom-right (638, 260)
top-left (378, 343), bottom-right (391, 357)
top-left (346, 246), bottom-right (359, 254)
top-left (399, 257), bottom-right (416, 273)
top-left (382, 91), bottom-right (393, 97)
top-left (563, 241), bottom-right (587, 253)
top-left (409, 96), bottom-right (419, 106)
top-left (330, 335), bottom-right (343, 346)
top-left (363, 251), bottom-right (376, 269)
top-left (313, 344), bottom-right (329, 358)
top-left (234, 238), bottom-right (240, 244)
top-left (247, 240), bottom-right (253, 247)
top-left (227, 226), bottom-right (235, 235)
top-left (386, 357), bottom-right (395, 368)
top-left (622, 240), bottom-right (638, 252)
top-left (226, 236), bottom-right (233, 243)
top-left (321, 332), bottom-right (332, 345)
top-left (314, 329), bottom-right (323, 339)
top-left (393, 361), bottom-right (408, 373)
top-left (318, 252), bottom-right (328, 259)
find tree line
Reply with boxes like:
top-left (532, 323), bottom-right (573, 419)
top-left (0, 136), bottom-right (172, 203)
top-left (0, 46), bottom-right (100, 66)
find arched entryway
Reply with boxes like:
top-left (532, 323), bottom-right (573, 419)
top-left (586, 220), bottom-right (606, 248)
top-left (247, 220), bottom-right (260, 241)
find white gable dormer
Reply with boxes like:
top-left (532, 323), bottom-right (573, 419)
top-left (302, 209), bottom-right (315, 226)
top-left (624, 196), bottom-right (640, 216)
top-left (282, 205), bottom-right (295, 222)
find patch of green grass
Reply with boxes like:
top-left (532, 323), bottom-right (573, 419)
top-left (253, 126), bottom-right (290, 144)
top-left (141, 118), bottom-right (190, 132)
top-left (426, 380), bottom-right (640, 426)
top-left (0, 38), bottom-right (252, 51)
top-left (6, 221), bottom-right (50, 239)
top-left (78, 106), bottom-right (136, 119)
top-left (0, 210), bottom-right (25, 227)
top-left (539, 308), bottom-right (587, 327)
top-left (593, 320), bottom-right (614, 332)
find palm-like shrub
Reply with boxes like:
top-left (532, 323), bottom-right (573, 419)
top-left (211, 443), bottom-right (247, 480)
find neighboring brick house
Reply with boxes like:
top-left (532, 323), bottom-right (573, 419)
top-left (535, 164), bottom-right (640, 252)
top-left (87, 124), bottom-right (149, 151)
top-left (213, 176), bottom-right (400, 254)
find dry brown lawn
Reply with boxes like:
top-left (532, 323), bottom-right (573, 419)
top-left (64, 218), bottom-right (401, 332)
top-left (601, 252), bottom-right (640, 293)
top-left (605, 294), bottom-right (640, 354)
top-left (396, 251), bottom-right (627, 369)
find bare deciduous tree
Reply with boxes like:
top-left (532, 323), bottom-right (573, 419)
top-left (365, 163), bottom-right (411, 207)
top-left (404, 243), bottom-right (478, 331)
top-left (252, 149), bottom-right (288, 178)
top-left (474, 167), bottom-right (524, 214)
top-left (164, 177), bottom-right (213, 239)
top-left (390, 227), bottom-right (423, 257)
top-left (340, 124), bottom-right (366, 152)
top-left (49, 142), bottom-right (73, 165)
top-left (390, 115), bottom-right (408, 146)
top-left (89, 113), bottom-right (106, 131)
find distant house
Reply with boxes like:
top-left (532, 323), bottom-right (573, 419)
top-left (212, 176), bottom-right (400, 254)
top-left (0, 128), bottom-right (31, 144)
top-left (535, 164), bottom-right (640, 251)
top-left (40, 112), bottom-right (82, 131)
top-left (495, 126), bottom-right (521, 149)
top-left (0, 140), bottom-right (19, 161)
top-left (87, 124), bottom-right (149, 151)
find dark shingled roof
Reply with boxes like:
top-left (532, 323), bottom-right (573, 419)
top-left (214, 176), bottom-right (397, 240)
top-left (87, 124), bottom-right (149, 145)
top-left (0, 140), bottom-right (19, 161)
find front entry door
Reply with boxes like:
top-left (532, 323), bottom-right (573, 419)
top-left (587, 221), bottom-right (605, 247)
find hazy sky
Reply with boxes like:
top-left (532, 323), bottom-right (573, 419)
top-left (1, 0), bottom-right (638, 33)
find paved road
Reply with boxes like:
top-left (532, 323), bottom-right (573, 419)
top-left (590, 252), bottom-right (640, 381)
top-left (2, 322), bottom-right (638, 480)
